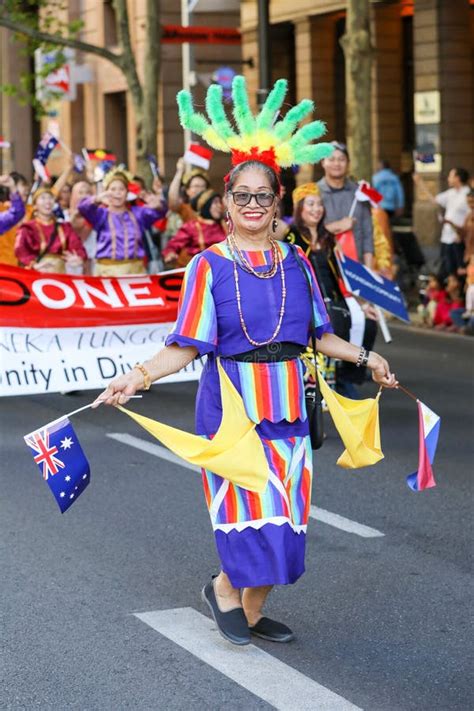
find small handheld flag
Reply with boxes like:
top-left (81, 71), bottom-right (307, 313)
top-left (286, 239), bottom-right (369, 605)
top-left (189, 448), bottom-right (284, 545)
top-left (348, 180), bottom-right (383, 218)
top-left (86, 148), bottom-right (117, 162)
top-left (34, 132), bottom-right (59, 165)
top-left (24, 417), bottom-right (90, 513)
top-left (406, 401), bottom-right (440, 492)
top-left (73, 153), bottom-right (86, 172)
top-left (355, 180), bottom-right (383, 208)
top-left (184, 142), bottom-right (213, 170)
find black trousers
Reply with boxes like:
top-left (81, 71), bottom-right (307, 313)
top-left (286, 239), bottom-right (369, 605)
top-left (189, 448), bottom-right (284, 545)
top-left (440, 243), bottom-right (464, 280)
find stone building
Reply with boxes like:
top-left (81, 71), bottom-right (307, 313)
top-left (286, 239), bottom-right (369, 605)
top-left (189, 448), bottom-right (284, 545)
top-left (0, 0), bottom-right (241, 183)
top-left (1, 0), bottom-right (472, 244)
top-left (240, 0), bottom-right (474, 243)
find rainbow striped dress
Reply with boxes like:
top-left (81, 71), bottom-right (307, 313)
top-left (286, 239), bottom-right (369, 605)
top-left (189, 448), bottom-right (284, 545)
top-left (166, 241), bottom-right (332, 587)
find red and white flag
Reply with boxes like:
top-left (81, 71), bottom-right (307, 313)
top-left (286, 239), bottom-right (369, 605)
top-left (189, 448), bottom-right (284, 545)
top-left (355, 180), bottom-right (383, 208)
top-left (184, 142), bottom-right (213, 170)
top-left (0, 136), bottom-right (11, 149)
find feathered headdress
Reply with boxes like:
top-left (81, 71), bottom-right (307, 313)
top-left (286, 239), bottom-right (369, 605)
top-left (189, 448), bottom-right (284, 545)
top-left (177, 75), bottom-right (334, 174)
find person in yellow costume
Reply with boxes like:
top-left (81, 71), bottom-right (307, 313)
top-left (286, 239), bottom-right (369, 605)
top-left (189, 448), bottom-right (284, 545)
top-left (94, 76), bottom-right (397, 647)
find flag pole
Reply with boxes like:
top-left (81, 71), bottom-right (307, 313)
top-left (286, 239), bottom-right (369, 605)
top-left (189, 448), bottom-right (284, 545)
top-left (24, 396), bottom-right (143, 437)
top-left (348, 195), bottom-right (358, 218)
top-left (396, 384), bottom-right (418, 402)
top-left (375, 306), bottom-right (392, 343)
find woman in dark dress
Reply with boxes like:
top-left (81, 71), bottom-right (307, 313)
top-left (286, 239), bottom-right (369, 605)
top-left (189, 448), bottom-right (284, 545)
top-left (284, 183), bottom-right (376, 397)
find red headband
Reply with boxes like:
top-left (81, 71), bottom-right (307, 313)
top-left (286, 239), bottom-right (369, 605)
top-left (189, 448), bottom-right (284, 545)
top-left (224, 146), bottom-right (281, 190)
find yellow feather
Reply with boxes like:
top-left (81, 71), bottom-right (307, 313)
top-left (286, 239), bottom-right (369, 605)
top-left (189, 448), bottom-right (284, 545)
top-left (275, 144), bottom-right (294, 167)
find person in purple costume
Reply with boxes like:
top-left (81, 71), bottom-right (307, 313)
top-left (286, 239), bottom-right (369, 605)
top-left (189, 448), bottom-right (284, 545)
top-left (0, 174), bottom-right (25, 235)
top-left (94, 159), bottom-right (398, 642)
top-left (78, 169), bottom-right (166, 276)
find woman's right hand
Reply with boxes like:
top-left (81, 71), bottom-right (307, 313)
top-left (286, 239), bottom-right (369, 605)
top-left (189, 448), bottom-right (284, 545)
top-left (92, 368), bottom-right (145, 408)
top-left (95, 190), bottom-right (112, 205)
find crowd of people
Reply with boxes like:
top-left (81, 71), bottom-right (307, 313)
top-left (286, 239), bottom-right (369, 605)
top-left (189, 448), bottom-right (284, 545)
top-left (0, 144), bottom-right (472, 338)
top-left (414, 169), bottom-right (473, 333)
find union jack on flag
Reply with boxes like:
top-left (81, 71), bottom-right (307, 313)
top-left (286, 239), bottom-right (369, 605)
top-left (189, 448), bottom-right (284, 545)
top-left (24, 417), bottom-right (90, 513)
top-left (24, 427), bottom-right (66, 480)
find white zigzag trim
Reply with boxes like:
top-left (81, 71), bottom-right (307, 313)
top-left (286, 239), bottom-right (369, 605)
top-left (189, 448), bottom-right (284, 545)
top-left (212, 516), bottom-right (307, 535)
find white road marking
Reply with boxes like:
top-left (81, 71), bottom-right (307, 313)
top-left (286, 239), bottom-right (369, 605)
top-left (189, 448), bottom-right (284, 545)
top-left (135, 607), bottom-right (363, 711)
top-left (310, 506), bottom-right (385, 539)
top-left (108, 432), bottom-right (385, 538)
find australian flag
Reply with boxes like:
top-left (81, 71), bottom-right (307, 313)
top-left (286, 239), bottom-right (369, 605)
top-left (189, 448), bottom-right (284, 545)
top-left (34, 132), bottom-right (59, 164)
top-left (24, 418), bottom-right (90, 513)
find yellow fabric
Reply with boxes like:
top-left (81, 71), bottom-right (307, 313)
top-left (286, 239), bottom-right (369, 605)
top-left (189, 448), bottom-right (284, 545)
top-left (317, 372), bottom-right (384, 469)
top-left (95, 259), bottom-right (146, 276)
top-left (372, 209), bottom-right (394, 277)
top-left (117, 360), bottom-right (269, 493)
top-left (292, 182), bottom-right (320, 206)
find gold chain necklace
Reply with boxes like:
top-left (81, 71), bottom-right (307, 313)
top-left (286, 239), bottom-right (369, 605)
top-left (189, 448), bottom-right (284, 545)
top-left (227, 234), bottom-right (287, 346)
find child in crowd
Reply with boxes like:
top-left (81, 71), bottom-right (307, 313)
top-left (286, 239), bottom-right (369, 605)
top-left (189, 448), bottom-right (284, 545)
top-left (433, 274), bottom-right (464, 330)
top-left (418, 273), bottom-right (446, 326)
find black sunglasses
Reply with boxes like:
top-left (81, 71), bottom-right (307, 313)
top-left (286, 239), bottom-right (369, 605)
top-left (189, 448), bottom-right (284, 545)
top-left (229, 191), bottom-right (276, 207)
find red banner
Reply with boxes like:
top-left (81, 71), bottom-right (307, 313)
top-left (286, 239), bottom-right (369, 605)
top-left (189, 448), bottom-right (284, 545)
top-left (0, 265), bottom-right (184, 328)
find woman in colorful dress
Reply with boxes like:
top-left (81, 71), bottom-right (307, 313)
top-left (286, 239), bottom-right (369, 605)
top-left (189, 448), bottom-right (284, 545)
top-left (0, 174), bottom-right (25, 236)
top-left (15, 187), bottom-right (86, 273)
top-left (77, 169), bottom-right (167, 276)
top-left (94, 77), bottom-right (397, 646)
top-left (162, 189), bottom-right (226, 266)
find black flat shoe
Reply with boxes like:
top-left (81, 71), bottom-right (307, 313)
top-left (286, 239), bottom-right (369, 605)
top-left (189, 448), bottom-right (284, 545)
top-left (201, 580), bottom-right (251, 646)
top-left (249, 617), bottom-right (295, 643)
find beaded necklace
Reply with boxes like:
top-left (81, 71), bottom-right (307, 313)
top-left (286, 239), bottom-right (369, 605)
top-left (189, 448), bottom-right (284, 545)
top-left (226, 234), bottom-right (287, 347)
top-left (227, 230), bottom-right (278, 278)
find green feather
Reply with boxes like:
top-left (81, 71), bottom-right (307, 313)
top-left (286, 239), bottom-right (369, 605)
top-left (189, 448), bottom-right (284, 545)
top-left (288, 120), bottom-right (327, 150)
top-left (293, 142), bottom-right (334, 165)
top-left (177, 89), bottom-right (212, 137)
top-left (255, 79), bottom-right (288, 130)
top-left (273, 99), bottom-right (314, 141)
top-left (205, 84), bottom-right (237, 141)
top-left (231, 75), bottom-right (256, 135)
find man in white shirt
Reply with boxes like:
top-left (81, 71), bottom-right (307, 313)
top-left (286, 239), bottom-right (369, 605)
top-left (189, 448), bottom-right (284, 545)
top-left (414, 167), bottom-right (470, 278)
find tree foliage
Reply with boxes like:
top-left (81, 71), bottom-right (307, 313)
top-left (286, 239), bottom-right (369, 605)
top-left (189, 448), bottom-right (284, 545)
top-left (0, 0), bottom-right (161, 178)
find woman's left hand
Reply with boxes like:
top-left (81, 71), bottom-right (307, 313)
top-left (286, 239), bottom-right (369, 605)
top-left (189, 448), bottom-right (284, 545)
top-left (367, 352), bottom-right (398, 388)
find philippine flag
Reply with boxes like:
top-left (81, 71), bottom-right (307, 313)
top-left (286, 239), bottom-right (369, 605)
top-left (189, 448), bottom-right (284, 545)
top-left (24, 417), bottom-right (90, 513)
top-left (406, 401), bottom-right (440, 492)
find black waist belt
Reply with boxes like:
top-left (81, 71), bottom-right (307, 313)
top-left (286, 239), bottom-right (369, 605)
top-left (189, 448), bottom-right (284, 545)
top-left (223, 342), bottom-right (304, 363)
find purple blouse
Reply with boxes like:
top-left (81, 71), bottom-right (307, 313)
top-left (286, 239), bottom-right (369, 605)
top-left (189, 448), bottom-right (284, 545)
top-left (78, 197), bottom-right (167, 260)
top-left (0, 193), bottom-right (25, 236)
top-left (165, 242), bottom-right (333, 438)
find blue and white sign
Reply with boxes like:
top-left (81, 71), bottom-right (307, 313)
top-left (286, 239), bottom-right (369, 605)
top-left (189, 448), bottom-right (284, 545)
top-left (336, 252), bottom-right (410, 322)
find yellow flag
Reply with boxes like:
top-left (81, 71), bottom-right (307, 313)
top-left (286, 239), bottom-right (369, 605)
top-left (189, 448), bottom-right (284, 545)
top-left (317, 373), bottom-right (384, 469)
top-left (117, 360), bottom-right (270, 493)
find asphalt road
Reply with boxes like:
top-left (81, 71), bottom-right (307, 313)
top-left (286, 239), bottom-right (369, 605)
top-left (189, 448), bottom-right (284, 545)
top-left (1, 327), bottom-right (472, 711)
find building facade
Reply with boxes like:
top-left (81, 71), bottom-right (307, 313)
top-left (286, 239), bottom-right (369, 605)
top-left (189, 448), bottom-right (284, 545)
top-left (1, 0), bottom-right (472, 245)
top-left (241, 0), bottom-right (474, 244)
top-left (0, 0), bottom-right (241, 184)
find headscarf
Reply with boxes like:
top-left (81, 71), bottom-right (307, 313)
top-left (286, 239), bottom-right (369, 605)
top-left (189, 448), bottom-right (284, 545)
top-left (32, 187), bottom-right (55, 205)
top-left (183, 168), bottom-right (210, 189)
top-left (103, 169), bottom-right (132, 190)
top-left (191, 189), bottom-right (221, 221)
top-left (292, 182), bottom-right (320, 206)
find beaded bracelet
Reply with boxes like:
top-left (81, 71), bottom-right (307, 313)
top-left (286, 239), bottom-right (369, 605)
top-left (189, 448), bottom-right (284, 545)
top-left (134, 363), bottom-right (151, 390)
top-left (356, 347), bottom-right (370, 368)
